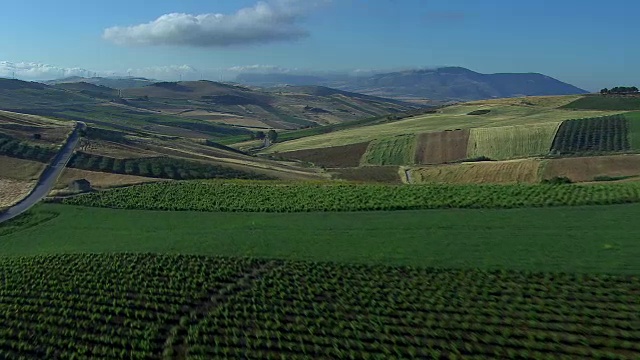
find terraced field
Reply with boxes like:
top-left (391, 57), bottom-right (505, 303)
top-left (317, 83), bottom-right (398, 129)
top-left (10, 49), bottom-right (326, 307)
top-left (415, 129), bottom-right (470, 164)
top-left (362, 135), bottom-right (416, 166)
top-left (467, 122), bottom-right (561, 160)
top-left (409, 159), bottom-right (542, 184)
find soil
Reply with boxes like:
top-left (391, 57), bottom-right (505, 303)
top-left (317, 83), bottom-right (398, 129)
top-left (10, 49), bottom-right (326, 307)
top-left (415, 129), bottom-right (470, 164)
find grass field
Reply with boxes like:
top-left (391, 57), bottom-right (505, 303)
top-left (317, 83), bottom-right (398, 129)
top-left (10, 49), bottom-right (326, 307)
top-left (0, 179), bottom-right (36, 208)
top-left (467, 122), bottom-right (561, 160)
top-left (2, 203), bottom-right (640, 274)
top-left (626, 111), bottom-right (640, 150)
top-left (265, 100), bottom-right (624, 153)
top-left (561, 95), bottom-right (640, 110)
top-left (542, 155), bottom-right (640, 182)
top-left (0, 155), bottom-right (45, 181)
top-left (54, 168), bottom-right (164, 190)
top-left (410, 159), bottom-right (542, 184)
top-left (361, 135), bottom-right (416, 165)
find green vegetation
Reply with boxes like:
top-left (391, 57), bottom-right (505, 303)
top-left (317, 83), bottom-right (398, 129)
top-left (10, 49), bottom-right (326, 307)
top-left (362, 135), bottom-right (416, 165)
top-left (67, 153), bottom-right (272, 180)
top-left (593, 175), bottom-right (638, 182)
top-left (625, 112), bottom-right (640, 149)
top-left (467, 122), bottom-right (560, 160)
top-left (3, 203), bottom-right (640, 273)
top-left (60, 180), bottom-right (640, 212)
top-left (600, 86), bottom-right (639, 95)
top-left (550, 115), bottom-right (629, 155)
top-left (561, 95), bottom-right (640, 110)
top-left (0, 253), bottom-right (638, 359)
top-left (0, 133), bottom-right (57, 163)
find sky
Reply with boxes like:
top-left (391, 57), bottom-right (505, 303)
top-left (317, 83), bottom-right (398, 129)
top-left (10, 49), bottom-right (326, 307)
top-left (0, 0), bottom-right (636, 91)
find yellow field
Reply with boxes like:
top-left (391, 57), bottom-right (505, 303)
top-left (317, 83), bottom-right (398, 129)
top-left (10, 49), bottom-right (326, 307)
top-left (467, 122), bottom-right (561, 160)
top-left (0, 156), bottom-right (46, 181)
top-left (55, 168), bottom-right (165, 190)
top-left (408, 159), bottom-right (542, 184)
top-left (265, 97), bottom-right (622, 153)
top-left (0, 178), bottom-right (36, 208)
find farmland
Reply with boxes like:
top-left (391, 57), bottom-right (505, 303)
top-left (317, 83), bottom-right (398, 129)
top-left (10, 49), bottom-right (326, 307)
top-left (265, 100), bottom-right (624, 153)
top-left (467, 122), bottom-right (561, 160)
top-left (542, 155), bottom-right (640, 183)
top-left (54, 168), bottom-right (163, 190)
top-left (362, 135), bottom-right (416, 165)
top-left (409, 159), bottom-right (542, 184)
top-left (0, 253), bottom-right (638, 359)
top-left (415, 129), bottom-right (470, 164)
top-left (58, 180), bottom-right (640, 212)
top-left (626, 112), bottom-right (640, 150)
top-left (0, 179), bottom-right (36, 208)
top-left (550, 115), bottom-right (629, 155)
top-left (276, 142), bottom-right (370, 168)
top-left (561, 95), bottom-right (640, 110)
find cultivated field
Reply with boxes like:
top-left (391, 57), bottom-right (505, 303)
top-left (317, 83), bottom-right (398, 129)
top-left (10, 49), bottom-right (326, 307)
top-left (265, 100), bottom-right (625, 153)
top-left (0, 253), bottom-right (638, 359)
top-left (0, 156), bottom-right (45, 181)
top-left (54, 168), bottom-right (164, 190)
top-left (0, 179), bottom-right (36, 208)
top-left (542, 155), bottom-right (640, 182)
top-left (278, 142), bottom-right (370, 168)
top-left (415, 129), bottom-right (470, 164)
top-left (467, 122), bottom-right (561, 160)
top-left (330, 166), bottom-right (402, 183)
top-left (362, 135), bottom-right (416, 166)
top-left (624, 112), bottom-right (640, 150)
top-left (409, 159), bottom-right (542, 184)
top-left (59, 180), bottom-right (640, 212)
top-left (561, 95), bottom-right (640, 110)
top-left (550, 115), bottom-right (629, 155)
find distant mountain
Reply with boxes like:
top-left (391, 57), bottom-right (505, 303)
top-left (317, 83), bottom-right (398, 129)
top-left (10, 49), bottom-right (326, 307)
top-left (235, 67), bottom-right (588, 101)
top-left (45, 76), bottom-right (155, 89)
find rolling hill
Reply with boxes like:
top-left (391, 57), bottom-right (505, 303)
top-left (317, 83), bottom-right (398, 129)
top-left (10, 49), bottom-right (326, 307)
top-left (236, 67), bottom-right (588, 102)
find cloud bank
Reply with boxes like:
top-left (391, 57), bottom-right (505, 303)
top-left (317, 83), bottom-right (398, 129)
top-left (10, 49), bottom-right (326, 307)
top-left (0, 61), bottom-right (94, 80)
top-left (103, 0), bottom-right (327, 47)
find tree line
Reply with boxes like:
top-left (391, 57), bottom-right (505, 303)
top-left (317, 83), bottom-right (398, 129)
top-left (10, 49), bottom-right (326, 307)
top-left (600, 86), bottom-right (639, 95)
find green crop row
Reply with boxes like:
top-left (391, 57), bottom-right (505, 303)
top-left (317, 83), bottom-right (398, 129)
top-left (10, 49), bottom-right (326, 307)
top-left (67, 152), bottom-right (273, 181)
top-left (61, 180), bottom-right (640, 212)
top-left (0, 254), bottom-right (638, 359)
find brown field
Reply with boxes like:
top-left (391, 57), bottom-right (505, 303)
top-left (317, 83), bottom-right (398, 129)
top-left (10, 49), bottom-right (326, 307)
top-left (277, 142), bottom-right (371, 168)
top-left (329, 166), bottom-right (402, 184)
top-left (0, 156), bottom-right (46, 180)
top-left (410, 159), bottom-right (542, 184)
top-left (55, 168), bottom-right (164, 190)
top-left (415, 129), bottom-right (470, 164)
top-left (0, 179), bottom-right (36, 208)
top-left (542, 155), bottom-right (640, 182)
top-left (78, 139), bottom-right (159, 159)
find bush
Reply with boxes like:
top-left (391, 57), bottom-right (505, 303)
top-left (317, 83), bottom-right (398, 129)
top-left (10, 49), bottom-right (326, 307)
top-left (542, 176), bottom-right (572, 185)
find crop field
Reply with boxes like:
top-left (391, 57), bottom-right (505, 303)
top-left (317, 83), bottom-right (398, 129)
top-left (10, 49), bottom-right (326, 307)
top-left (626, 112), bottom-right (640, 150)
top-left (409, 159), bottom-right (542, 184)
top-left (0, 178), bottom-right (36, 208)
top-left (55, 168), bottom-right (164, 190)
top-left (467, 122), bottom-right (561, 160)
top-left (550, 115), bottom-right (630, 155)
top-left (561, 95), bottom-right (640, 110)
top-left (329, 166), bottom-right (402, 183)
top-left (542, 155), bottom-right (640, 183)
top-left (415, 129), bottom-right (470, 164)
top-left (68, 152), bottom-right (272, 181)
top-left (0, 156), bottom-right (45, 181)
top-left (278, 142), bottom-right (370, 168)
top-left (58, 180), bottom-right (640, 212)
top-left (362, 135), bottom-right (416, 166)
top-left (0, 254), bottom-right (638, 359)
top-left (265, 101), bottom-right (624, 153)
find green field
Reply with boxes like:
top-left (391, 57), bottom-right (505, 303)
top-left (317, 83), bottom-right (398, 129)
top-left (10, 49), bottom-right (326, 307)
top-left (561, 95), bottom-right (640, 110)
top-left (265, 100), bottom-right (625, 153)
top-left (3, 203), bottom-right (640, 274)
top-left (59, 180), bottom-right (640, 212)
top-left (626, 111), bottom-right (640, 150)
top-left (1, 253), bottom-right (638, 359)
top-left (362, 134), bottom-right (416, 165)
top-left (467, 122), bottom-right (560, 160)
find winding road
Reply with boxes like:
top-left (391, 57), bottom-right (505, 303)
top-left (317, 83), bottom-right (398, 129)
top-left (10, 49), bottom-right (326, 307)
top-left (0, 122), bottom-right (85, 224)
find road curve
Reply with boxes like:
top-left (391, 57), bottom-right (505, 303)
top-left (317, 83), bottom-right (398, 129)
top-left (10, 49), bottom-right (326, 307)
top-left (0, 122), bottom-right (85, 224)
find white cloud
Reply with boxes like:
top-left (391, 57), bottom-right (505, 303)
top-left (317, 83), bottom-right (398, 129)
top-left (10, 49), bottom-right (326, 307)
top-left (226, 64), bottom-right (296, 74)
top-left (103, 0), bottom-right (328, 47)
top-left (0, 61), bottom-right (95, 80)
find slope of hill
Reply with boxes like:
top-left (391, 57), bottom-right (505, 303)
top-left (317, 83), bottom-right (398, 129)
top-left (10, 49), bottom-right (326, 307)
top-left (236, 67), bottom-right (588, 101)
top-left (46, 76), bottom-right (155, 89)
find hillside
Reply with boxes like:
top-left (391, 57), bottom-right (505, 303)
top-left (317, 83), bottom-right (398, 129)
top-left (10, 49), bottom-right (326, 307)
top-left (45, 76), bottom-right (155, 89)
top-left (236, 67), bottom-right (588, 101)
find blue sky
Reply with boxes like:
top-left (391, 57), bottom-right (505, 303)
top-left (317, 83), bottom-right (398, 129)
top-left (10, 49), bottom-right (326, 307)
top-left (0, 0), bottom-right (636, 90)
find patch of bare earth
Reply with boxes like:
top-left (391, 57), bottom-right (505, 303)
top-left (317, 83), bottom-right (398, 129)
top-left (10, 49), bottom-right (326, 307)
top-left (55, 168), bottom-right (165, 190)
top-left (543, 155), bottom-right (640, 182)
top-left (0, 179), bottom-right (36, 208)
top-left (278, 142), bottom-right (371, 168)
top-left (330, 166), bottom-right (402, 184)
top-left (415, 129), bottom-right (470, 164)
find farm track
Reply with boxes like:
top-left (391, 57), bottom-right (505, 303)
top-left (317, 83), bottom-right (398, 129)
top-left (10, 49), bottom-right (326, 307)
top-left (162, 261), bottom-right (279, 359)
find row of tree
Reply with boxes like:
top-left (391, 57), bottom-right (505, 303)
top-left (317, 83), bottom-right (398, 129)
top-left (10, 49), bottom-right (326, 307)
top-left (600, 87), bottom-right (639, 95)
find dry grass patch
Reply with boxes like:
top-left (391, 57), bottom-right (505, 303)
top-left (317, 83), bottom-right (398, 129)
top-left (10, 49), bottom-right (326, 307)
top-left (410, 159), bottom-right (542, 184)
top-left (55, 168), bottom-right (164, 190)
top-left (542, 155), bottom-right (640, 182)
top-left (0, 179), bottom-right (36, 207)
top-left (0, 156), bottom-right (45, 180)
